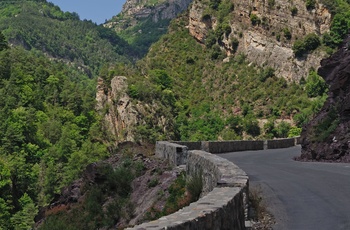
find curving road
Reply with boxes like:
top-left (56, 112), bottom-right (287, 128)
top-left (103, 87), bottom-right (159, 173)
top-left (219, 146), bottom-right (350, 230)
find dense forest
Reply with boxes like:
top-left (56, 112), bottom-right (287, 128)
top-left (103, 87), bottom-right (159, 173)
top-left (1, 0), bottom-right (350, 228)
top-left (0, 1), bottom-right (123, 228)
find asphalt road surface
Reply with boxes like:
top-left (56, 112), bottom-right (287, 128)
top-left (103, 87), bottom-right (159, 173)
top-left (219, 146), bottom-right (350, 230)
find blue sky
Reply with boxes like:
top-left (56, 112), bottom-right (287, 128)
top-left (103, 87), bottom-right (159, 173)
top-left (49, 0), bottom-right (127, 24)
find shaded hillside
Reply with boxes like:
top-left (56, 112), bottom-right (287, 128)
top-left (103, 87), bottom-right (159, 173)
top-left (299, 34), bottom-right (350, 162)
top-left (0, 0), bottom-right (134, 76)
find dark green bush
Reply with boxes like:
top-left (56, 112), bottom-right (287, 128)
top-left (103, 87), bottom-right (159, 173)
top-left (293, 33), bottom-right (320, 57)
top-left (306, 0), bottom-right (316, 10)
top-left (291, 6), bottom-right (298, 16)
top-left (283, 28), bottom-right (292, 40)
top-left (250, 14), bottom-right (261, 26)
top-left (231, 37), bottom-right (239, 52)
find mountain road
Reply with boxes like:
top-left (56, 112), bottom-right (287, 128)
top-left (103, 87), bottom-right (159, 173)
top-left (219, 146), bottom-right (350, 230)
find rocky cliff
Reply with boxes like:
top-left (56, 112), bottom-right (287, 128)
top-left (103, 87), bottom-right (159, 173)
top-left (188, 0), bottom-right (332, 81)
top-left (105, 0), bottom-right (192, 31)
top-left (299, 34), bottom-right (350, 162)
top-left (96, 76), bottom-right (173, 145)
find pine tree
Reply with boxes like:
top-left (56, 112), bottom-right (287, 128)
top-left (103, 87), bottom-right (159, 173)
top-left (0, 31), bottom-right (8, 51)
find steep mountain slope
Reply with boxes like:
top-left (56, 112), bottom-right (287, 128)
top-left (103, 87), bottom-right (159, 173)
top-left (101, 11), bottom-right (328, 143)
top-left (105, 0), bottom-right (192, 56)
top-left (189, 0), bottom-right (332, 81)
top-left (299, 34), bottom-right (350, 162)
top-left (100, 0), bottom-right (350, 143)
top-left (0, 0), bottom-right (134, 76)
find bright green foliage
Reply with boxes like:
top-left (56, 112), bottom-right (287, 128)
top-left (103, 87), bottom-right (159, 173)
top-left (0, 45), bottom-right (108, 227)
top-left (305, 71), bottom-right (328, 98)
top-left (10, 193), bottom-right (38, 230)
top-left (288, 127), bottom-right (302, 137)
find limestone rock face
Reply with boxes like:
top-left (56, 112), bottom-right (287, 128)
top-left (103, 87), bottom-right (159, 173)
top-left (299, 35), bottom-right (350, 162)
top-left (96, 76), bottom-right (173, 145)
top-left (188, 0), bottom-right (332, 81)
top-left (96, 76), bottom-right (139, 143)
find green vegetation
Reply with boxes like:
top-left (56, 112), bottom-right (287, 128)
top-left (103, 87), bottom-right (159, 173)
top-left (305, 0), bottom-right (316, 10)
top-left (0, 0), bottom-right (133, 75)
top-left (268, 0), bottom-right (276, 8)
top-left (0, 42), bottom-right (109, 229)
top-left (124, 12), bottom-right (326, 142)
top-left (283, 28), bottom-right (292, 40)
top-left (2, 0), bottom-right (350, 227)
top-left (305, 71), bottom-right (328, 97)
top-left (311, 107), bottom-right (339, 142)
top-left (145, 171), bottom-right (202, 221)
top-left (291, 6), bottom-right (298, 16)
top-left (250, 14), bottom-right (261, 26)
top-left (39, 160), bottom-right (139, 229)
top-left (115, 17), bottom-right (171, 57)
top-left (293, 33), bottom-right (321, 57)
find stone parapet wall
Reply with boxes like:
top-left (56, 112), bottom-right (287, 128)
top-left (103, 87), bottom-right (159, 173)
top-left (171, 141), bottom-right (202, 150)
top-left (173, 137), bottom-right (300, 154)
top-left (267, 138), bottom-right (295, 149)
top-left (202, 140), bottom-right (264, 153)
top-left (127, 187), bottom-right (245, 230)
top-left (129, 138), bottom-right (300, 229)
top-left (155, 141), bottom-right (188, 166)
top-left (128, 144), bottom-right (248, 230)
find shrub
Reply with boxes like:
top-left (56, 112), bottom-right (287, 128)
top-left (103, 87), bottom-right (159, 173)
top-left (259, 67), bottom-right (275, 82)
top-left (205, 30), bottom-right (217, 48)
top-left (283, 28), bottom-right (292, 40)
top-left (306, 0), bottom-right (316, 10)
top-left (250, 14), bottom-right (261, 26)
top-left (243, 116), bottom-right (261, 137)
top-left (305, 71), bottom-right (327, 98)
top-left (275, 121), bottom-right (291, 138)
top-left (291, 6), bottom-right (298, 16)
top-left (231, 37), bottom-right (239, 52)
top-left (268, 0), bottom-right (275, 8)
top-left (288, 127), bottom-right (302, 137)
top-left (292, 39), bottom-right (306, 57)
top-left (304, 33), bottom-right (321, 51)
top-left (186, 170), bottom-right (203, 202)
top-left (292, 33), bottom-right (320, 57)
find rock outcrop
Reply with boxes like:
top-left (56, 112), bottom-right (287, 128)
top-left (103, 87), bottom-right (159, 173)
top-left (96, 76), bottom-right (173, 145)
top-left (105, 0), bottom-right (192, 30)
top-left (188, 0), bottom-right (332, 81)
top-left (299, 34), bottom-right (350, 162)
top-left (96, 76), bottom-right (139, 143)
